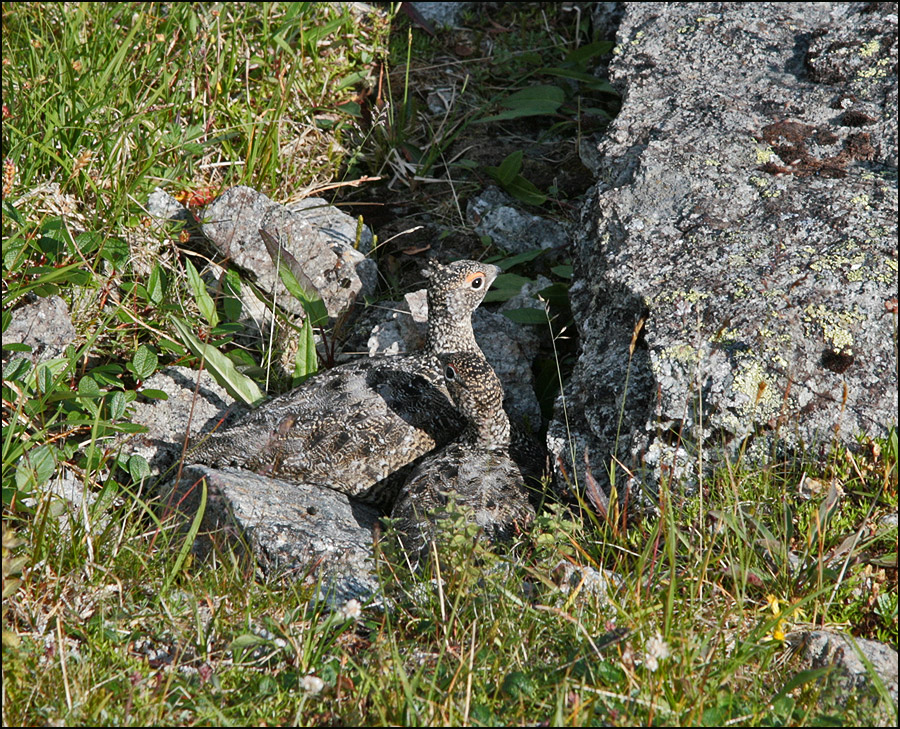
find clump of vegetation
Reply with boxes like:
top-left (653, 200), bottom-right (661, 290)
top-left (2, 3), bottom-right (896, 726)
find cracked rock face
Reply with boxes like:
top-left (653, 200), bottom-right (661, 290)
top-left (200, 186), bottom-right (377, 318)
top-left (550, 2), bottom-right (898, 495)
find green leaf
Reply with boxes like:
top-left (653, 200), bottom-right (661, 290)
top-left (139, 388), bottom-right (169, 401)
top-left (497, 248), bottom-right (544, 270)
top-left (483, 273), bottom-right (530, 303)
top-left (292, 316), bottom-right (319, 384)
top-left (96, 236), bottom-right (129, 266)
top-left (502, 307), bottom-right (548, 325)
top-left (77, 375), bottom-right (102, 398)
top-left (147, 264), bottom-right (166, 305)
top-left (503, 174), bottom-right (547, 206)
top-left (107, 390), bottom-right (127, 420)
top-left (128, 454), bottom-right (151, 483)
top-left (2, 357), bottom-right (32, 382)
top-left (478, 85), bottom-right (566, 123)
top-left (550, 264), bottom-right (573, 279)
top-left (222, 267), bottom-right (242, 322)
top-left (769, 667), bottom-right (833, 706)
top-left (260, 229), bottom-right (329, 326)
top-left (184, 258), bottom-right (218, 328)
top-left (170, 317), bottom-right (265, 406)
top-left (539, 67), bottom-right (619, 94)
top-left (162, 478), bottom-right (205, 594)
top-left (16, 444), bottom-right (57, 491)
top-left (131, 344), bottom-right (158, 381)
top-left (485, 150), bottom-right (523, 186)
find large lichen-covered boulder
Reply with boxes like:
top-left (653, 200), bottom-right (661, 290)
top-left (549, 2), bottom-right (898, 494)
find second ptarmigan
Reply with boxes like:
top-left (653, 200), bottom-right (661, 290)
top-left (390, 351), bottom-right (536, 559)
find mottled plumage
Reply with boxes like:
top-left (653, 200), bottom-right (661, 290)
top-left (188, 260), bottom-right (501, 505)
top-left (390, 352), bottom-right (535, 557)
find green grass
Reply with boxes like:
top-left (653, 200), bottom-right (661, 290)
top-left (2, 3), bottom-right (898, 726)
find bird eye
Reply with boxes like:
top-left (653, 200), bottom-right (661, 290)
top-left (470, 276), bottom-right (484, 290)
top-left (444, 364), bottom-right (457, 380)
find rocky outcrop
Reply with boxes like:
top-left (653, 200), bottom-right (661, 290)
top-left (549, 2), bottom-right (898, 495)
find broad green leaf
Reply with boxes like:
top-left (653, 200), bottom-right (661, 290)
top-left (170, 317), bottom-right (265, 406)
top-left (478, 85), bottom-right (565, 123)
top-left (162, 478), bottom-right (205, 594)
top-left (539, 67), bottom-right (619, 94)
top-left (107, 390), bottom-right (127, 420)
top-left (502, 307), bottom-right (548, 325)
top-left (259, 229), bottom-right (329, 326)
top-left (497, 248), bottom-right (544, 270)
top-left (128, 454), bottom-right (151, 483)
top-left (2, 356), bottom-right (31, 382)
top-left (131, 344), bottom-right (158, 381)
top-left (484, 273), bottom-right (530, 303)
top-left (147, 264), bottom-right (166, 305)
top-left (97, 236), bottom-right (129, 266)
top-left (15, 444), bottom-right (57, 491)
top-left (564, 41), bottom-right (615, 65)
top-left (503, 174), bottom-right (547, 206)
top-left (485, 150), bottom-right (523, 186)
top-left (222, 267), bottom-right (242, 322)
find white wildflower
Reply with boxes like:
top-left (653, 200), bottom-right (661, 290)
top-left (339, 598), bottom-right (362, 621)
top-left (643, 632), bottom-right (671, 673)
top-left (300, 674), bottom-right (325, 695)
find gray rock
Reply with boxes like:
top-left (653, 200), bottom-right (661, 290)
top-left (200, 186), bottom-right (376, 318)
top-left (287, 196), bottom-right (375, 254)
top-left (4, 294), bottom-right (77, 363)
top-left (163, 464), bottom-right (379, 604)
top-left (550, 559), bottom-right (621, 602)
top-left (409, 1), bottom-right (472, 28)
top-left (147, 187), bottom-right (195, 228)
top-left (787, 630), bottom-right (898, 714)
top-left (549, 2), bottom-right (899, 496)
top-left (467, 187), bottom-right (570, 257)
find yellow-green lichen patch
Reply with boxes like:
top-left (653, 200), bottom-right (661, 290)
top-left (860, 39), bottom-right (881, 58)
top-left (755, 145), bottom-right (775, 165)
top-left (802, 303), bottom-right (865, 353)
top-left (750, 175), bottom-right (769, 188)
top-left (850, 194), bottom-right (871, 209)
top-left (663, 343), bottom-right (703, 365)
top-left (857, 56), bottom-right (892, 80)
top-left (653, 288), bottom-right (712, 308)
top-left (754, 325), bottom-right (792, 370)
top-left (805, 239), bottom-right (893, 285)
top-left (732, 358), bottom-right (784, 421)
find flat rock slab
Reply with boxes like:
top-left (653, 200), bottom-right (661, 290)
top-left (164, 464), bottom-right (380, 604)
top-left (200, 186), bottom-right (377, 318)
top-left (550, 2), bottom-right (898, 493)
